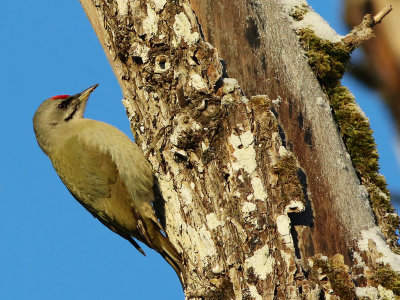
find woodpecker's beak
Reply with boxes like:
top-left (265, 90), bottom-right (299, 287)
top-left (76, 84), bottom-right (99, 102)
top-left (69, 84), bottom-right (99, 119)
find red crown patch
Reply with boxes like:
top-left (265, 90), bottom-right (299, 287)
top-left (50, 95), bottom-right (70, 100)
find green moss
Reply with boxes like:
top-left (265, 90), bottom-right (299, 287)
top-left (273, 154), bottom-right (305, 209)
top-left (370, 264), bottom-right (400, 296)
top-left (290, 5), bottom-right (309, 21)
top-left (312, 254), bottom-right (356, 299)
top-left (250, 95), bottom-right (272, 111)
top-left (297, 27), bottom-right (400, 248)
top-left (327, 86), bottom-right (379, 177)
top-left (297, 28), bottom-right (351, 88)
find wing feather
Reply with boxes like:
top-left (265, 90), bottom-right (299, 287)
top-left (48, 120), bottom-right (181, 276)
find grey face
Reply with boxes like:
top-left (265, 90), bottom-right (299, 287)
top-left (33, 84), bottom-right (98, 155)
top-left (34, 96), bottom-right (82, 128)
top-left (33, 84), bottom-right (98, 132)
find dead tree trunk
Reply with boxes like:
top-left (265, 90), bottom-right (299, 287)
top-left (80, 0), bottom-right (400, 298)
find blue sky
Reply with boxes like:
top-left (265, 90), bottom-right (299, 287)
top-left (0, 1), bottom-right (398, 299)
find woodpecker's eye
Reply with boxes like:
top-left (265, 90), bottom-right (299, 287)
top-left (57, 102), bottom-right (68, 109)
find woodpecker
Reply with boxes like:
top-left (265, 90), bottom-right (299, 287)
top-left (33, 84), bottom-right (181, 278)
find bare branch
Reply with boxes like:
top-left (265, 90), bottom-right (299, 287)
top-left (342, 4), bottom-right (393, 49)
top-left (373, 5), bottom-right (392, 24)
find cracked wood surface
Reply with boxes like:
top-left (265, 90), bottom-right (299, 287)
top-left (190, 0), bottom-right (376, 258)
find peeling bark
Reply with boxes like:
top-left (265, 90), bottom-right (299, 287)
top-left (79, 0), bottom-right (400, 298)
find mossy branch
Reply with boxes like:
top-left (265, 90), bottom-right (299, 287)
top-left (295, 4), bottom-right (399, 248)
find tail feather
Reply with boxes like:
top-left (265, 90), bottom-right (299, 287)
top-left (129, 205), bottom-right (183, 284)
top-left (144, 219), bottom-right (183, 283)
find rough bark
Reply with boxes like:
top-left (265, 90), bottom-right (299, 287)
top-left (79, 0), bottom-right (400, 298)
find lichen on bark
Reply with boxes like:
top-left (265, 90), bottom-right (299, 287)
top-left (294, 16), bottom-right (399, 251)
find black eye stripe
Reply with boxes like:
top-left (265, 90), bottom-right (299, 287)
top-left (64, 104), bottom-right (79, 121)
top-left (57, 102), bottom-right (68, 109)
top-left (57, 96), bottom-right (74, 109)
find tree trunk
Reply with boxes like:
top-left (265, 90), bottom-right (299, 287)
top-left (79, 0), bottom-right (400, 298)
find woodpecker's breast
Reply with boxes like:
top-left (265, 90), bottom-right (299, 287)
top-left (49, 133), bottom-right (140, 232)
top-left (48, 119), bottom-right (155, 232)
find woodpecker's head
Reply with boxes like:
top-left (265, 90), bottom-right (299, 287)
top-left (33, 84), bottom-right (98, 152)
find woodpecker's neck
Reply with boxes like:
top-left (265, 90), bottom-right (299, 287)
top-left (34, 118), bottom-right (81, 156)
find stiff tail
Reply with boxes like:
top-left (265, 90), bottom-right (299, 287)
top-left (144, 220), bottom-right (183, 284)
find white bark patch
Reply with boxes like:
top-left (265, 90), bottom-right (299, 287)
top-left (377, 285), bottom-right (396, 299)
top-left (150, 0), bottom-right (166, 12)
top-left (276, 214), bottom-right (294, 249)
top-left (189, 71), bottom-right (207, 91)
top-left (221, 78), bottom-right (238, 94)
top-left (241, 201), bottom-right (258, 226)
top-left (240, 131), bottom-right (254, 147)
top-left (279, 145), bottom-right (288, 156)
top-left (169, 130), bottom-right (180, 146)
top-left (181, 224), bottom-right (217, 261)
top-left (352, 251), bottom-right (366, 268)
top-left (244, 244), bottom-right (275, 280)
top-left (157, 174), bottom-right (184, 237)
top-left (358, 227), bottom-right (400, 271)
top-left (181, 183), bottom-right (193, 206)
top-left (249, 285), bottom-right (262, 300)
top-left (116, 0), bottom-right (129, 15)
top-left (230, 132), bottom-right (268, 200)
top-left (206, 213), bottom-right (224, 230)
top-left (140, 142), bottom-right (148, 152)
top-left (355, 287), bottom-right (379, 299)
top-left (242, 201), bottom-right (256, 214)
top-left (284, 200), bottom-right (305, 213)
top-left (142, 4), bottom-right (158, 38)
top-left (173, 12), bottom-right (200, 47)
top-left (229, 132), bottom-right (257, 174)
top-left (201, 141), bottom-right (208, 151)
top-left (130, 42), bottom-right (150, 63)
top-left (251, 177), bottom-right (268, 200)
top-left (198, 225), bottom-right (217, 257)
top-left (280, 250), bottom-right (293, 272)
top-left (212, 263), bottom-right (223, 274)
top-left (191, 121), bottom-right (202, 132)
top-left (241, 96), bottom-right (249, 103)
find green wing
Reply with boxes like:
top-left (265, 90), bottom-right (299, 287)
top-left (50, 135), bottom-right (147, 254)
top-left (51, 135), bottom-right (117, 204)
